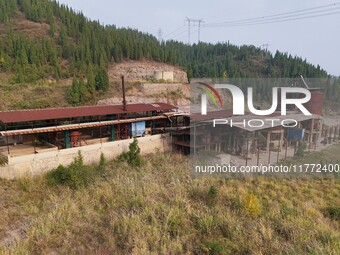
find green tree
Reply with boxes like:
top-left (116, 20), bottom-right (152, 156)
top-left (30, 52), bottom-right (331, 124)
top-left (68, 77), bottom-right (80, 104)
top-left (118, 138), bottom-right (142, 167)
top-left (49, 16), bottom-right (55, 37)
top-left (187, 66), bottom-right (192, 83)
top-left (86, 64), bottom-right (95, 93)
top-left (58, 24), bottom-right (67, 46)
top-left (95, 68), bottom-right (109, 91)
top-left (78, 78), bottom-right (87, 103)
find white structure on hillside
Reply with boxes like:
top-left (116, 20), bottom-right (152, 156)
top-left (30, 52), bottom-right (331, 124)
top-left (154, 71), bottom-right (174, 81)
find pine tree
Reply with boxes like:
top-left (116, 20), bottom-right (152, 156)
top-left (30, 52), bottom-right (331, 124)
top-left (68, 77), bottom-right (80, 104)
top-left (49, 16), bottom-right (55, 37)
top-left (0, 0), bottom-right (331, 90)
top-left (95, 68), bottom-right (109, 91)
top-left (86, 64), bottom-right (95, 94)
top-left (20, 47), bottom-right (29, 68)
top-left (78, 78), bottom-right (87, 102)
top-left (58, 24), bottom-right (67, 46)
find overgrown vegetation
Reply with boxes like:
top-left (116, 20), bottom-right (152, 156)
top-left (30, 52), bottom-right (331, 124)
top-left (0, 148), bottom-right (339, 254)
top-left (324, 206), bottom-right (340, 221)
top-left (118, 138), bottom-right (143, 167)
top-left (296, 141), bottom-right (307, 158)
top-left (47, 152), bottom-right (93, 189)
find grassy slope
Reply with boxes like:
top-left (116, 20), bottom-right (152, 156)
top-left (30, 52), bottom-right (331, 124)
top-left (0, 145), bottom-right (339, 254)
top-left (0, 73), bottom-right (70, 110)
top-left (0, 72), bottom-right (143, 110)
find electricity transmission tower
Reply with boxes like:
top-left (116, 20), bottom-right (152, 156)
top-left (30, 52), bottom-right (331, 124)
top-left (157, 28), bottom-right (163, 42)
top-left (260, 43), bottom-right (270, 59)
top-left (185, 17), bottom-right (204, 44)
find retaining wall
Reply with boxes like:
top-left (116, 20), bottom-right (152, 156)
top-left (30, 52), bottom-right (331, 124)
top-left (0, 134), bottom-right (171, 179)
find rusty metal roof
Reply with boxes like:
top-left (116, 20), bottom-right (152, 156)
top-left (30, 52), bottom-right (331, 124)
top-left (0, 103), bottom-right (177, 124)
top-left (1, 115), bottom-right (168, 136)
top-left (189, 110), bottom-right (234, 121)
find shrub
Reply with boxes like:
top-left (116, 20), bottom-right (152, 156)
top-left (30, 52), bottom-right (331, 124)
top-left (323, 206), bottom-right (340, 220)
top-left (47, 152), bottom-right (93, 189)
top-left (200, 241), bottom-right (223, 255)
top-left (118, 138), bottom-right (143, 167)
top-left (243, 193), bottom-right (262, 217)
top-left (296, 142), bottom-right (306, 157)
top-left (0, 154), bottom-right (8, 166)
top-left (208, 185), bottom-right (218, 199)
top-left (97, 153), bottom-right (106, 173)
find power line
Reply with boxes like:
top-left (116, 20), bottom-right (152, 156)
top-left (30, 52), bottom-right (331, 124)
top-left (174, 28), bottom-right (200, 42)
top-left (164, 24), bottom-right (186, 38)
top-left (206, 10), bottom-right (340, 28)
top-left (169, 29), bottom-right (188, 41)
top-left (206, 2), bottom-right (340, 27)
top-left (205, 2), bottom-right (340, 27)
top-left (165, 2), bottom-right (340, 43)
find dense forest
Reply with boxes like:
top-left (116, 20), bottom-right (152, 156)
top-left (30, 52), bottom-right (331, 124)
top-left (0, 0), bottom-right (339, 104)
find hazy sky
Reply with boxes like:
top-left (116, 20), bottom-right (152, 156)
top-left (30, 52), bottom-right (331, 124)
top-left (57, 0), bottom-right (340, 76)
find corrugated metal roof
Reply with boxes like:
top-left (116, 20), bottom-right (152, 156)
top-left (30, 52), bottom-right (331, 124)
top-left (0, 103), bottom-right (177, 124)
top-left (1, 115), bottom-right (168, 136)
top-left (189, 110), bottom-right (234, 121)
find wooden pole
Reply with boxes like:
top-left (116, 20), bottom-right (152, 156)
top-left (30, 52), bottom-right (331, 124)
top-left (268, 132), bottom-right (271, 164)
top-left (277, 137), bottom-right (281, 164)
top-left (5, 124), bottom-right (9, 155)
top-left (245, 139), bottom-right (249, 167)
top-left (100, 126), bottom-right (102, 145)
top-left (193, 123), bottom-right (196, 155)
top-left (309, 119), bottom-right (314, 152)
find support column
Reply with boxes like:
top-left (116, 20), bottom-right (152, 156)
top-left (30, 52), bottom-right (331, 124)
top-left (5, 124), bottom-right (10, 155)
top-left (151, 111), bottom-right (156, 134)
top-left (279, 129), bottom-right (284, 151)
top-left (309, 119), bottom-right (314, 151)
top-left (266, 131), bottom-right (271, 153)
top-left (111, 125), bottom-right (115, 142)
top-left (65, 130), bottom-right (70, 149)
top-left (268, 131), bottom-right (272, 164)
top-left (193, 123), bottom-right (196, 155)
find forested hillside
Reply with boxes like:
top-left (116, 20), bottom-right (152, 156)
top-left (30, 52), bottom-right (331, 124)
top-left (0, 0), bottom-right (340, 105)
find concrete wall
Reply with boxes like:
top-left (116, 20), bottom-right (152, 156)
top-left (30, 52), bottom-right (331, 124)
top-left (154, 71), bottom-right (174, 81)
top-left (0, 134), bottom-right (171, 179)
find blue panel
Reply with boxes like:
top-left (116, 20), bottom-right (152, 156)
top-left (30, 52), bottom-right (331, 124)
top-left (131, 121), bottom-right (146, 137)
top-left (287, 128), bottom-right (305, 141)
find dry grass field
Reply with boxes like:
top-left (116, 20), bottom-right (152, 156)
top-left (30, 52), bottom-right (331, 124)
top-left (0, 143), bottom-right (339, 255)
